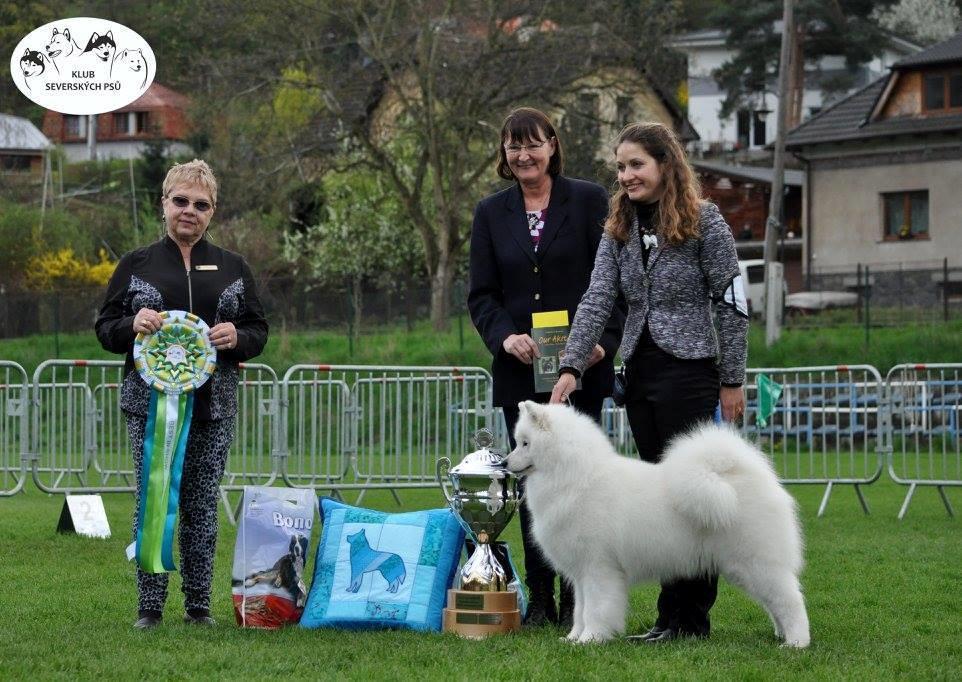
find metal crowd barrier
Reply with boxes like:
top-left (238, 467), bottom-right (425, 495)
top-left (279, 365), bottom-right (493, 503)
top-left (6, 358), bottom-right (961, 520)
top-left (31, 360), bottom-right (134, 494)
top-left (741, 365), bottom-right (885, 517)
top-left (29, 360), bottom-right (284, 497)
top-left (885, 363), bottom-right (961, 519)
top-left (0, 361), bottom-right (29, 496)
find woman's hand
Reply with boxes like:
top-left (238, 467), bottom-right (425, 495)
top-left (502, 333), bottom-right (540, 365)
top-left (720, 385), bottom-right (745, 423)
top-left (209, 322), bottom-right (238, 350)
top-left (549, 373), bottom-right (577, 404)
top-left (585, 344), bottom-right (605, 369)
top-left (132, 308), bottom-right (163, 334)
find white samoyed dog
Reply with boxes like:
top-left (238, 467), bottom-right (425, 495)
top-left (505, 401), bottom-right (810, 648)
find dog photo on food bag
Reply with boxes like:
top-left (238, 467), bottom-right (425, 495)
top-left (505, 401), bottom-right (810, 647)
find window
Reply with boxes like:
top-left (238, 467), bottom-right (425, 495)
top-left (135, 111), bottom-right (151, 134)
top-left (736, 110), bottom-right (750, 149)
top-left (0, 155), bottom-right (32, 172)
top-left (736, 109), bottom-right (767, 148)
top-left (64, 115), bottom-right (86, 138)
top-left (752, 111), bottom-right (767, 146)
top-left (113, 112), bottom-right (130, 135)
top-left (923, 71), bottom-right (962, 111)
top-left (882, 191), bottom-right (929, 240)
top-left (951, 74), bottom-right (962, 108)
top-left (746, 264), bottom-right (765, 285)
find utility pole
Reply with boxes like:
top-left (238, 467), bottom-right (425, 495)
top-left (764, 0), bottom-right (794, 347)
top-left (86, 114), bottom-right (98, 161)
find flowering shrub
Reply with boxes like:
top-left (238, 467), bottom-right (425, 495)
top-left (24, 249), bottom-right (117, 290)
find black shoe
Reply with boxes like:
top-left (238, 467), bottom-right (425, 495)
top-left (183, 608), bottom-right (216, 626)
top-left (523, 591), bottom-right (558, 627)
top-left (631, 627), bottom-right (708, 644)
top-left (133, 610), bottom-right (162, 630)
top-left (558, 582), bottom-right (575, 629)
top-left (624, 625), bottom-right (666, 643)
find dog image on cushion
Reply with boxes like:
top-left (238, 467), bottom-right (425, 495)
top-left (346, 529), bottom-right (406, 594)
top-left (241, 534), bottom-right (309, 607)
top-left (504, 401), bottom-right (810, 647)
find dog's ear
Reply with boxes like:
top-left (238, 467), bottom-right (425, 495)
top-left (524, 402), bottom-right (551, 432)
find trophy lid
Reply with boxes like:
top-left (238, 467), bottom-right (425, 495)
top-left (449, 429), bottom-right (508, 478)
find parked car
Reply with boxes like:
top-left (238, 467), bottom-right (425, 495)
top-left (739, 259), bottom-right (788, 317)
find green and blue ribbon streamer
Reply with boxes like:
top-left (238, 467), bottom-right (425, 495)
top-left (136, 390), bottom-right (194, 573)
top-left (131, 311), bottom-right (216, 574)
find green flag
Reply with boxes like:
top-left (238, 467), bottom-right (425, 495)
top-left (755, 373), bottom-right (783, 428)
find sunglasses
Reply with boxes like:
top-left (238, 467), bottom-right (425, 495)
top-left (169, 195), bottom-right (213, 212)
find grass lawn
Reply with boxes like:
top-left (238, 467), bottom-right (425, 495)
top-left (1, 478), bottom-right (960, 680)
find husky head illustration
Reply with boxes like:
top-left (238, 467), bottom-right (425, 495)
top-left (19, 49), bottom-right (48, 89)
top-left (82, 30), bottom-right (116, 62)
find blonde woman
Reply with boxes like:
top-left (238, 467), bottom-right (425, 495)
top-left (96, 160), bottom-right (268, 629)
top-left (550, 123), bottom-right (748, 643)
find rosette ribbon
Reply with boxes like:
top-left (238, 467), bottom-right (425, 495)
top-left (131, 311), bottom-right (216, 573)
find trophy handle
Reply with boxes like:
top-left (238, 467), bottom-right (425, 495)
top-left (515, 476), bottom-right (526, 505)
top-left (436, 457), bottom-right (453, 505)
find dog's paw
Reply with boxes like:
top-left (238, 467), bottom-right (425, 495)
top-left (576, 630), bottom-right (613, 644)
top-left (780, 637), bottom-right (811, 649)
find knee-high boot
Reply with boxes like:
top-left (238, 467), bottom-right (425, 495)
top-left (520, 488), bottom-right (557, 626)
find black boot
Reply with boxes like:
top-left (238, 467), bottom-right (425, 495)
top-left (558, 580), bottom-right (574, 629)
top-left (523, 583), bottom-right (558, 626)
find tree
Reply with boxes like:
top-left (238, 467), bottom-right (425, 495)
top-left (283, 164), bottom-right (424, 336)
top-left (872, 0), bottom-right (962, 46)
top-left (267, 0), bottom-right (679, 330)
top-left (711, 0), bottom-right (900, 126)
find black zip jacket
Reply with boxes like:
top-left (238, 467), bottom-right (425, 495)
top-left (95, 235), bottom-right (269, 420)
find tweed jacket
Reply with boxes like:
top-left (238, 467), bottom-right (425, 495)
top-left (562, 201), bottom-right (748, 386)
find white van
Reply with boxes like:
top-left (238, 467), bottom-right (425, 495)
top-left (738, 259), bottom-right (787, 317)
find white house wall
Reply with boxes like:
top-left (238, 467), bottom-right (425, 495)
top-left (809, 157), bottom-right (962, 271)
top-left (678, 36), bottom-right (916, 150)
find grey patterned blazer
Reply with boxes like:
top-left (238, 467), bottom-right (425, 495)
top-left (562, 202), bottom-right (748, 386)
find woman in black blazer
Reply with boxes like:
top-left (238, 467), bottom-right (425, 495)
top-left (468, 107), bottom-right (624, 627)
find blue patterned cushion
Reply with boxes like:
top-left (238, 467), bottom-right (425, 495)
top-left (300, 498), bottom-right (466, 631)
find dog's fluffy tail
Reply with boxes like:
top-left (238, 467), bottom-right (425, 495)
top-left (661, 423), bottom-right (766, 530)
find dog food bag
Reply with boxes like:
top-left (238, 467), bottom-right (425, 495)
top-left (231, 486), bottom-right (316, 628)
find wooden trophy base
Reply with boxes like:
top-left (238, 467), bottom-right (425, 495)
top-left (442, 589), bottom-right (521, 638)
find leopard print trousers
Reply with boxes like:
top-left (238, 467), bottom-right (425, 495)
top-left (126, 412), bottom-right (234, 613)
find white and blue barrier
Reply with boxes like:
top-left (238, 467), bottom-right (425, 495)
top-left (2, 359), bottom-right (959, 519)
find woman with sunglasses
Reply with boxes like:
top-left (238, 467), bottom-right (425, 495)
top-left (468, 107), bottom-right (625, 627)
top-left (95, 159), bottom-right (268, 629)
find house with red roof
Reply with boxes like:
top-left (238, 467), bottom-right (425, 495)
top-left (42, 82), bottom-right (192, 162)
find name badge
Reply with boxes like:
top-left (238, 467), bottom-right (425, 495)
top-left (195, 265), bottom-right (218, 271)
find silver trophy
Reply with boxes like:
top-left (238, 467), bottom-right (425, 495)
top-left (437, 429), bottom-right (521, 592)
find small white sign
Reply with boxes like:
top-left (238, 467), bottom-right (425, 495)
top-left (10, 17), bottom-right (156, 115)
top-left (58, 494), bottom-right (111, 539)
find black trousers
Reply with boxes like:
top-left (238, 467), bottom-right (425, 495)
top-left (502, 395), bottom-right (604, 594)
top-left (624, 340), bottom-right (720, 636)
